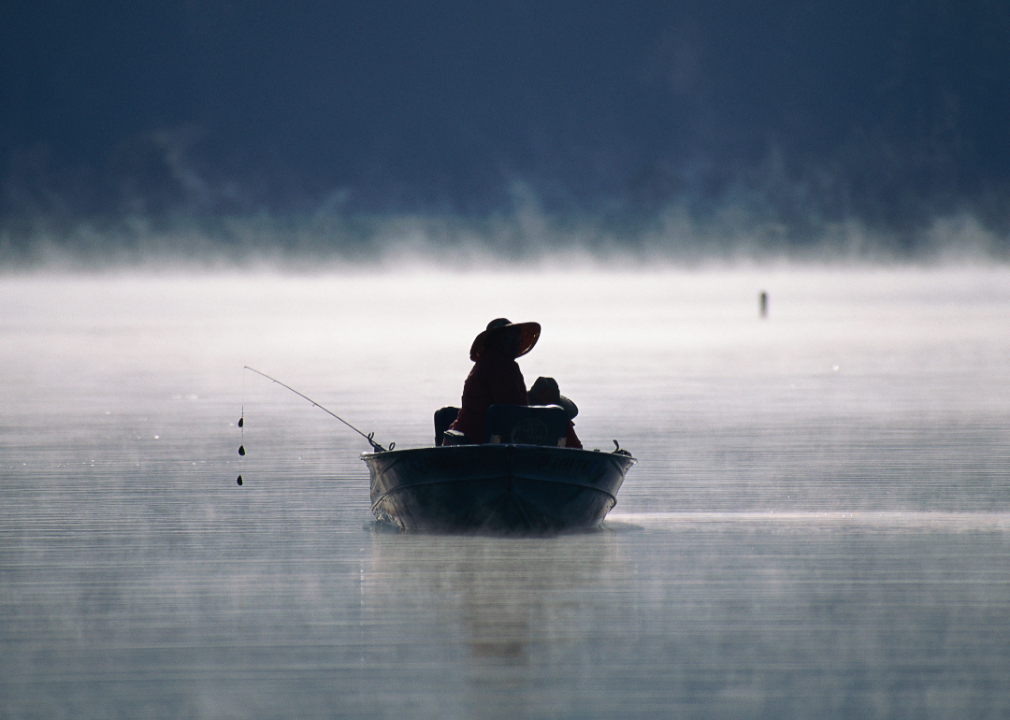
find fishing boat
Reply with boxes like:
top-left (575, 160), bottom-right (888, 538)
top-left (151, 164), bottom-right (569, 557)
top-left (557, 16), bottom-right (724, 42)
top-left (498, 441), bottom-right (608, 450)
top-left (363, 404), bottom-right (636, 533)
top-left (239, 367), bottom-right (635, 533)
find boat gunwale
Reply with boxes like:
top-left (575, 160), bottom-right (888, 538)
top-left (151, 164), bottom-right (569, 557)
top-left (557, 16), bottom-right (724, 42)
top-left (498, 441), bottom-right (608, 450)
top-left (360, 443), bottom-right (637, 463)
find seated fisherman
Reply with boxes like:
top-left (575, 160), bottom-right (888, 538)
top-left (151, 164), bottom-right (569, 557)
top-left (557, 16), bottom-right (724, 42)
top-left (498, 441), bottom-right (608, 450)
top-left (528, 376), bottom-right (583, 449)
top-left (444, 318), bottom-right (540, 444)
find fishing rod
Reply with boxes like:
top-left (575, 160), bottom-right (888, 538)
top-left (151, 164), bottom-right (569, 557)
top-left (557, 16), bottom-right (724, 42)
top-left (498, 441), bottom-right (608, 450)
top-left (243, 366), bottom-right (392, 452)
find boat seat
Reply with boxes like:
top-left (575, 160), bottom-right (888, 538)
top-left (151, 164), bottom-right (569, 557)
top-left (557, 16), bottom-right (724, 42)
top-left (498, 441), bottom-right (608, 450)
top-left (434, 406), bottom-right (460, 446)
top-left (483, 404), bottom-right (569, 447)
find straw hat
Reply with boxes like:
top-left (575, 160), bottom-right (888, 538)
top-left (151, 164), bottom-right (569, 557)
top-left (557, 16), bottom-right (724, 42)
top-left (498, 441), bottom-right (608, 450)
top-left (469, 318), bottom-right (541, 361)
top-left (528, 376), bottom-right (579, 419)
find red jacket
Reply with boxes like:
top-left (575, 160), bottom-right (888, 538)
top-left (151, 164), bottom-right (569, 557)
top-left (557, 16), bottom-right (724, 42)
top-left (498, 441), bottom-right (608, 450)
top-left (449, 348), bottom-right (527, 443)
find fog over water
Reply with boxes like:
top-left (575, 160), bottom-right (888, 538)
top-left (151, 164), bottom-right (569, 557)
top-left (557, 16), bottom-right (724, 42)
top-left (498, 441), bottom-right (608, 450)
top-left (2, 265), bottom-right (1008, 717)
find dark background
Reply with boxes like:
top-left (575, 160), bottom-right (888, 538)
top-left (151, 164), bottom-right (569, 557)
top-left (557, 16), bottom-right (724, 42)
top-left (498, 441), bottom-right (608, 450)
top-left (2, 0), bottom-right (1008, 256)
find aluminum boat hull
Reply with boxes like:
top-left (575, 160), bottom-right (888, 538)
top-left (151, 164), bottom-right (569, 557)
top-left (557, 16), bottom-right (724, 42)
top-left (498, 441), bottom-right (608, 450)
top-left (364, 444), bottom-right (635, 533)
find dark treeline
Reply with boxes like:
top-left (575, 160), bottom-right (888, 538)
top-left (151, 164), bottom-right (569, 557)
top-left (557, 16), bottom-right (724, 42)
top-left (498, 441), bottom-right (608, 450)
top-left (2, 0), bottom-right (1008, 258)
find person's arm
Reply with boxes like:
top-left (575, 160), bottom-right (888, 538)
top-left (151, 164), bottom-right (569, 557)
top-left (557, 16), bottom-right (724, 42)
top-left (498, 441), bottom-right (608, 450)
top-left (565, 422), bottom-right (583, 449)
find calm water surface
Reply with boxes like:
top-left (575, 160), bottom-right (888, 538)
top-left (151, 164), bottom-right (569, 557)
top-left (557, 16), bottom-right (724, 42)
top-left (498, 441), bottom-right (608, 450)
top-left (1, 266), bottom-right (1008, 718)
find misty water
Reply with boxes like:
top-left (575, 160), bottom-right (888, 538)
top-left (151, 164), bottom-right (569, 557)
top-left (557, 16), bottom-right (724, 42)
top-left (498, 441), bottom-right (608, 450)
top-left (2, 265), bottom-right (1008, 719)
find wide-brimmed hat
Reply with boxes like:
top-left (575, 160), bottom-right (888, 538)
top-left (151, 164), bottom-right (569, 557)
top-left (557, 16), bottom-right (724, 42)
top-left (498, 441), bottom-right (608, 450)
top-left (469, 318), bottom-right (541, 361)
top-left (528, 376), bottom-right (578, 419)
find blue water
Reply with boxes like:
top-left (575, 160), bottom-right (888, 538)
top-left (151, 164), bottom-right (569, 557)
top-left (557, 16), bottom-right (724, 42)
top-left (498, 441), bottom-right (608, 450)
top-left (1, 267), bottom-right (1008, 718)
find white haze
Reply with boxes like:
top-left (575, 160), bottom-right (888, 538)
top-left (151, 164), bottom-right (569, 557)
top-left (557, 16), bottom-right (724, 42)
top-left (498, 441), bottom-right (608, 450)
top-left (2, 194), bottom-right (1007, 274)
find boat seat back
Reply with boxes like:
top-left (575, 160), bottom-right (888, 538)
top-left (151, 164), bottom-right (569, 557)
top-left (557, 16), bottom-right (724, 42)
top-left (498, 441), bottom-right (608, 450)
top-left (483, 404), bottom-right (569, 447)
top-left (434, 406), bottom-right (460, 445)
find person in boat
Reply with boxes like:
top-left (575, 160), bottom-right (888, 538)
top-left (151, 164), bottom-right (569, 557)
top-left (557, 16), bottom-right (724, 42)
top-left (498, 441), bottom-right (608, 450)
top-left (527, 375), bottom-right (583, 450)
top-left (443, 318), bottom-right (540, 444)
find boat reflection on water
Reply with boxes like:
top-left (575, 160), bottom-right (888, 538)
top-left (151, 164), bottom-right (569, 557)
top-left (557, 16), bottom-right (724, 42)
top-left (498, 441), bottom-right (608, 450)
top-left (360, 524), bottom-right (634, 715)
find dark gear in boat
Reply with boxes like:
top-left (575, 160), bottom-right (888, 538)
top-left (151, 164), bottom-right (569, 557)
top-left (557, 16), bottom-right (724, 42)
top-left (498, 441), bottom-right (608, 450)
top-left (527, 376), bottom-right (582, 449)
top-left (528, 376), bottom-right (578, 419)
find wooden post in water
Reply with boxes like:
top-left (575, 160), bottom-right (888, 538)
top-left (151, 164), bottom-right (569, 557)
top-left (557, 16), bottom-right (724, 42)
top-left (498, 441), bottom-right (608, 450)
top-left (759, 290), bottom-right (768, 318)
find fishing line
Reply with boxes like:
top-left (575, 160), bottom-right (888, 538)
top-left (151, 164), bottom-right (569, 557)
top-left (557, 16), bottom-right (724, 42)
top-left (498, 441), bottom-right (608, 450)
top-left (236, 371), bottom-right (245, 485)
top-left (243, 366), bottom-right (391, 452)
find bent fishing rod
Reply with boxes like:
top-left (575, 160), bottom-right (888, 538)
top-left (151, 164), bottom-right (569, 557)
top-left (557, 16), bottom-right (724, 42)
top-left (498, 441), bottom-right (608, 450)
top-left (243, 366), bottom-right (392, 452)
